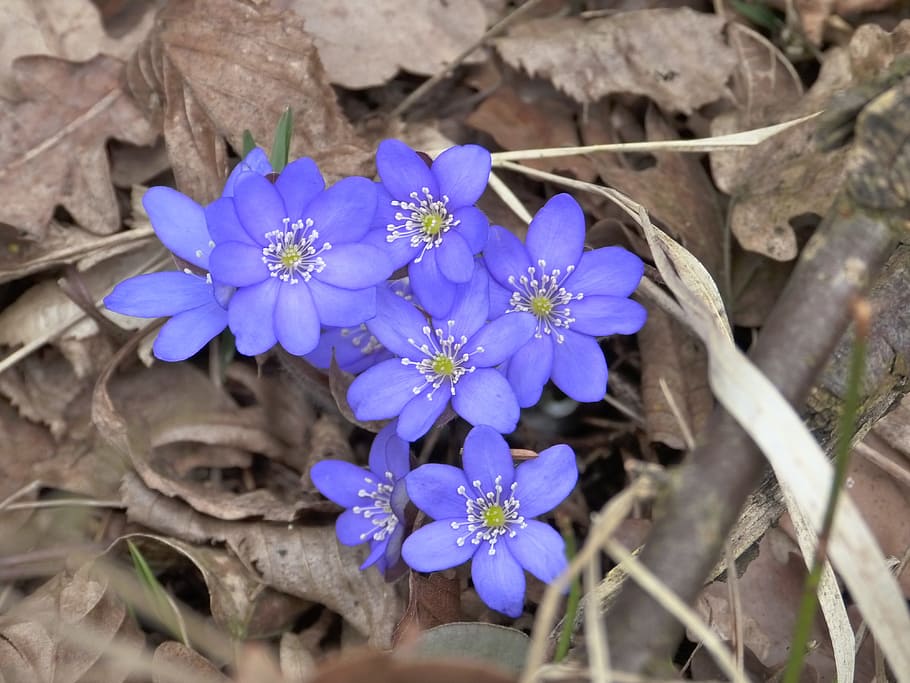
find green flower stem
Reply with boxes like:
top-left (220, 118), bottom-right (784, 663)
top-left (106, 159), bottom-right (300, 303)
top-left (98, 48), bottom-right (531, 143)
top-left (554, 517), bottom-right (581, 662)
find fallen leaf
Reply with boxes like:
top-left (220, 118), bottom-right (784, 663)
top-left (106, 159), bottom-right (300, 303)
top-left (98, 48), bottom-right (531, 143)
top-left (152, 641), bottom-right (230, 683)
top-left (495, 9), bottom-right (736, 114)
top-left (0, 55), bottom-right (158, 238)
top-left (308, 651), bottom-right (517, 683)
top-left (279, 0), bottom-right (488, 89)
top-left (393, 571), bottom-right (462, 646)
top-left (279, 631), bottom-right (318, 683)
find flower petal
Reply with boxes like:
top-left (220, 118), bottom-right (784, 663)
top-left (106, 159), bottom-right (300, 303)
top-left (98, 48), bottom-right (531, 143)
top-left (310, 460), bottom-right (373, 507)
top-left (506, 335), bottom-right (554, 408)
top-left (233, 173), bottom-right (287, 245)
top-left (274, 282), bottom-right (320, 355)
top-left (152, 302), bottom-right (227, 361)
top-left (526, 194), bottom-right (585, 274)
top-left (205, 197), bottom-right (254, 246)
top-left (462, 425), bottom-right (515, 491)
top-left (451, 369), bottom-right (519, 434)
top-left (564, 246), bottom-right (644, 297)
top-left (143, 187), bottom-right (210, 269)
top-left (347, 359), bottom-right (423, 421)
top-left (305, 325), bottom-right (380, 372)
top-left (406, 463), bottom-right (471, 519)
top-left (410, 252), bottom-right (458, 319)
top-left (432, 144), bottom-right (491, 208)
top-left (228, 278), bottom-right (279, 355)
top-left (365, 285), bottom-right (429, 357)
top-left (363, 224), bottom-right (416, 270)
top-left (435, 230), bottom-right (474, 283)
top-left (551, 330), bottom-right (607, 402)
top-left (483, 225), bottom-right (532, 289)
top-left (222, 148), bottom-right (271, 197)
top-left (307, 279), bottom-right (377, 328)
top-left (361, 537), bottom-right (390, 569)
top-left (317, 243), bottom-right (392, 288)
top-left (377, 139), bottom-right (438, 199)
top-left (435, 261), bottom-right (488, 338)
top-left (401, 520), bottom-right (477, 572)
top-left (504, 520), bottom-right (567, 583)
top-left (454, 206), bottom-right (490, 253)
top-left (304, 176), bottom-right (377, 243)
top-left (568, 296), bottom-right (647, 337)
top-left (467, 312), bottom-right (536, 367)
top-left (368, 422), bottom-right (410, 480)
top-left (209, 242), bottom-right (268, 287)
top-left (471, 541), bottom-right (526, 617)
top-left (488, 277), bottom-right (513, 318)
top-left (104, 271), bottom-right (213, 317)
top-left (275, 157), bottom-right (325, 221)
top-left (397, 390), bottom-right (449, 441)
top-left (514, 444), bottom-right (578, 517)
top-left (335, 508), bottom-right (376, 546)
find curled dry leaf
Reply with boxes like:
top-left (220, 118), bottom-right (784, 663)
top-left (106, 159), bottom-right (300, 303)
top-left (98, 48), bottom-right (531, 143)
top-left (152, 641), bottom-right (230, 683)
top-left (127, 0), bottom-right (372, 203)
top-left (0, 55), bottom-right (157, 239)
top-left (393, 571), bottom-right (462, 646)
top-left (495, 9), bottom-right (736, 114)
top-left (280, 0), bottom-right (488, 89)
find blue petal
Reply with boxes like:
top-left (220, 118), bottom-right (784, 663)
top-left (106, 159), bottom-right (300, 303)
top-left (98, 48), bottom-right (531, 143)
top-left (462, 425), bottom-right (515, 491)
top-left (368, 422), bottom-right (411, 480)
top-left (205, 198), bottom-right (254, 246)
top-left (564, 246), bottom-right (644, 297)
top-left (390, 479), bottom-right (409, 521)
top-left (406, 463), bottom-right (471, 519)
top-left (104, 271), bottom-right (213, 317)
top-left (307, 279), bottom-right (376, 328)
top-left (436, 230), bottom-right (474, 283)
top-left (483, 225), bottom-right (532, 289)
top-left (310, 460), bottom-right (372, 507)
top-left (304, 176), bottom-right (377, 244)
top-left (305, 325), bottom-right (372, 371)
top-left (435, 262), bottom-right (489, 338)
top-left (377, 139), bottom-right (438, 199)
top-left (143, 187), bottom-right (210, 269)
top-left (275, 157), bottom-right (325, 221)
top-left (454, 206), bottom-right (490, 254)
top-left (506, 335), bottom-right (554, 408)
top-left (316, 243), bottom-right (392, 288)
top-left (504, 521), bottom-right (567, 583)
top-left (451, 369), bottom-right (520, 434)
top-left (335, 508), bottom-right (376, 546)
top-left (514, 444), bottom-right (578, 517)
top-left (152, 302), bottom-right (227, 361)
top-left (551, 330), bottom-right (607, 402)
top-left (432, 144), bottom-right (491, 208)
top-left (362, 223), bottom-right (416, 270)
top-left (209, 242), bottom-right (268, 287)
top-left (275, 283), bottom-right (320, 355)
top-left (233, 173), bottom-right (286, 245)
top-left (222, 148), bottom-right (271, 198)
top-left (401, 520), bottom-right (477, 572)
top-left (347, 359), bottom-right (423, 421)
top-left (488, 277), bottom-right (513, 318)
top-left (228, 278), bottom-right (279, 355)
top-left (568, 296), bottom-right (647, 336)
top-left (397, 390), bottom-right (449, 441)
top-left (466, 312), bottom-right (536, 367)
top-left (471, 541), bottom-right (526, 617)
top-left (381, 523), bottom-right (406, 570)
top-left (410, 253), bottom-right (457, 319)
top-left (526, 194), bottom-right (585, 274)
top-left (365, 285), bottom-right (428, 357)
top-left (361, 537), bottom-right (390, 569)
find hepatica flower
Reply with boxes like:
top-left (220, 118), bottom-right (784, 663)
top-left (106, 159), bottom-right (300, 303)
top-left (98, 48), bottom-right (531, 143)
top-left (310, 422), bottom-right (411, 576)
top-left (347, 263), bottom-right (535, 441)
top-left (207, 159), bottom-right (393, 356)
top-left (484, 193), bottom-right (647, 407)
top-left (402, 425), bottom-right (577, 617)
top-left (367, 139), bottom-right (492, 318)
top-left (104, 187), bottom-right (231, 361)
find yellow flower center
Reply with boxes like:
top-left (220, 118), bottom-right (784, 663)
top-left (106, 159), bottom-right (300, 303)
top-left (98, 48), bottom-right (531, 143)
top-left (431, 354), bottom-right (455, 376)
top-left (530, 295), bottom-right (554, 318)
top-left (280, 245), bottom-right (302, 269)
top-left (482, 504), bottom-right (506, 528)
top-left (422, 213), bottom-right (445, 236)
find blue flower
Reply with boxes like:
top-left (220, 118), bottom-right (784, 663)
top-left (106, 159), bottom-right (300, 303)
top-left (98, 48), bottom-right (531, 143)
top-left (483, 193), bottom-right (647, 407)
top-left (346, 263), bottom-right (536, 441)
top-left (104, 187), bottom-right (231, 361)
top-left (366, 139), bottom-right (492, 318)
top-left (207, 158), bottom-right (394, 356)
top-left (402, 425), bottom-right (577, 617)
top-left (310, 422), bottom-right (411, 576)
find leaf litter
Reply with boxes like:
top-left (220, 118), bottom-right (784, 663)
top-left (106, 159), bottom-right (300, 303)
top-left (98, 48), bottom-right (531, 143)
top-left (2, 0), bottom-right (910, 680)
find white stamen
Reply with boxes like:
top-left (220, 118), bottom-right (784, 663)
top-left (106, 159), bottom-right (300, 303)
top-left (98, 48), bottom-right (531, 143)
top-left (450, 476), bottom-right (525, 555)
top-left (261, 217), bottom-right (332, 285)
top-left (401, 320), bottom-right (483, 398)
top-left (353, 471), bottom-right (399, 542)
top-left (386, 187), bottom-right (460, 263)
top-left (507, 260), bottom-right (582, 343)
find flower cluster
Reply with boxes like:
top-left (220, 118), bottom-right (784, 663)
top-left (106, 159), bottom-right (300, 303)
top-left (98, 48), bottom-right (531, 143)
top-left (105, 136), bottom-right (646, 616)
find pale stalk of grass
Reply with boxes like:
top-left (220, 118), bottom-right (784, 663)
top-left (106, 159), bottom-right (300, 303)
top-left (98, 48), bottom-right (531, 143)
top-left (724, 542), bottom-right (745, 676)
top-left (657, 377), bottom-right (695, 451)
top-left (585, 550), bottom-right (611, 683)
top-left (488, 169), bottom-right (535, 224)
top-left (2, 498), bottom-right (125, 512)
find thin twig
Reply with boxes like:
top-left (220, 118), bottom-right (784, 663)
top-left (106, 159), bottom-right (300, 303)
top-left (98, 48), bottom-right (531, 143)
top-left (1, 498), bottom-right (126, 512)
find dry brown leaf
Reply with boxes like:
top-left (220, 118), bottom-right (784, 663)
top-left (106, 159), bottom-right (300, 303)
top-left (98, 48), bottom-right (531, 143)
top-left (279, 0), bottom-right (488, 89)
top-left (308, 651), bottom-right (517, 683)
top-left (127, 0), bottom-right (372, 203)
top-left (393, 570), bottom-right (463, 646)
top-left (152, 641), bottom-right (230, 683)
top-left (785, 0), bottom-right (898, 45)
top-left (495, 9), bottom-right (736, 114)
top-left (729, 247), bottom-right (796, 327)
top-left (280, 631), bottom-right (318, 683)
top-left (0, 55), bottom-right (157, 239)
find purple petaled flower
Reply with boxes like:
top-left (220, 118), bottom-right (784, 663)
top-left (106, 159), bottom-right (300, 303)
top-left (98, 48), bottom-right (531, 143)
top-left (346, 263), bottom-right (536, 441)
top-left (402, 425), bottom-right (577, 617)
top-left (366, 139), bottom-right (492, 318)
top-left (310, 422), bottom-right (411, 576)
top-left (483, 193), bottom-right (647, 407)
top-left (104, 187), bottom-right (232, 361)
top-left (207, 158), bottom-right (393, 356)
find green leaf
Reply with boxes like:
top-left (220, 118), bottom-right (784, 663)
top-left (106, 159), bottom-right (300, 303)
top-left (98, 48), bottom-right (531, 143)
top-left (408, 622), bottom-right (529, 674)
top-left (241, 129), bottom-right (256, 158)
top-left (269, 107), bottom-right (294, 173)
top-left (729, 0), bottom-right (781, 31)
